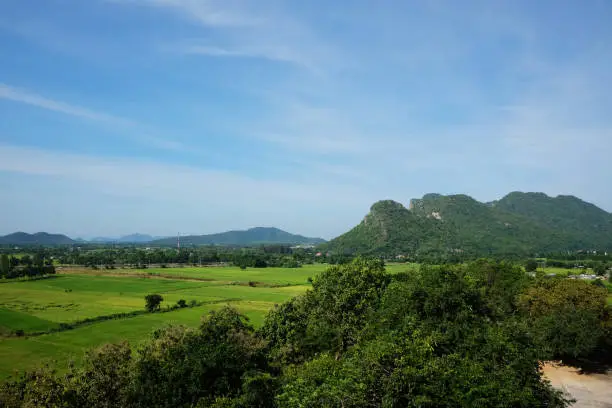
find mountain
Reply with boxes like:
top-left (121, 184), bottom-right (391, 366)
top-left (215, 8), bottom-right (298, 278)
top-left (150, 227), bottom-right (325, 247)
top-left (89, 234), bottom-right (162, 243)
top-left (0, 232), bottom-right (75, 246)
top-left (325, 192), bottom-right (612, 256)
top-left (90, 237), bottom-right (115, 243)
top-left (492, 192), bottom-right (612, 249)
top-left (117, 234), bottom-right (158, 243)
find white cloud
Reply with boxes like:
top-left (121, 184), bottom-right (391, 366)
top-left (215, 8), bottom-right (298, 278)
top-left (0, 143), bottom-right (366, 204)
top-left (0, 143), bottom-right (375, 237)
top-left (178, 44), bottom-right (316, 69)
top-left (0, 83), bottom-right (190, 152)
top-left (138, 0), bottom-right (262, 28)
top-left (116, 0), bottom-right (336, 73)
top-left (0, 83), bottom-right (134, 126)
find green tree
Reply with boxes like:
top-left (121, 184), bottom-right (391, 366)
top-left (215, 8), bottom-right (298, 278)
top-left (69, 342), bottom-right (133, 407)
top-left (593, 263), bottom-right (606, 276)
top-left (132, 307), bottom-right (266, 407)
top-left (517, 278), bottom-right (609, 358)
top-left (0, 254), bottom-right (10, 278)
top-left (144, 294), bottom-right (163, 312)
top-left (304, 258), bottom-right (389, 355)
top-left (525, 259), bottom-right (538, 272)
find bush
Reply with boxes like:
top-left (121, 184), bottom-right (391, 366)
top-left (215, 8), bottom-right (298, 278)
top-left (177, 299), bottom-right (187, 308)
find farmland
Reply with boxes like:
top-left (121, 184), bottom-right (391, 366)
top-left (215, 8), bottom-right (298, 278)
top-left (0, 263), bottom-right (417, 378)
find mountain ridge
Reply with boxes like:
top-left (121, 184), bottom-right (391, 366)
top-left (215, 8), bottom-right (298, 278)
top-left (0, 227), bottom-right (324, 246)
top-left (325, 192), bottom-right (612, 256)
top-left (0, 232), bottom-right (75, 246)
top-left (150, 227), bottom-right (325, 246)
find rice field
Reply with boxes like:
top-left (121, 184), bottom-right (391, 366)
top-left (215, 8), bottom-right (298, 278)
top-left (0, 263), bottom-right (418, 378)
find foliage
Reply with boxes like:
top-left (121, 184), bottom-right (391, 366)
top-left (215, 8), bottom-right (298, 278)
top-left (144, 294), bottom-right (163, 312)
top-left (517, 278), bottom-right (609, 358)
top-left (593, 262), bottom-right (607, 276)
top-left (525, 259), bottom-right (538, 272)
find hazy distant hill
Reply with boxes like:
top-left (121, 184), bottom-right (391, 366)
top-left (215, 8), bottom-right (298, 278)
top-left (325, 192), bottom-right (612, 256)
top-left (89, 234), bottom-right (163, 243)
top-left (0, 232), bottom-right (75, 246)
top-left (150, 227), bottom-right (325, 247)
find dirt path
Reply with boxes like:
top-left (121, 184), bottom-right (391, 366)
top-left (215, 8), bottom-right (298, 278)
top-left (543, 362), bottom-right (612, 407)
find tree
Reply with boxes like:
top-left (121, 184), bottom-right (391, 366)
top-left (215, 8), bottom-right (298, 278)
top-left (133, 307), bottom-right (266, 407)
top-left (517, 279), bottom-right (609, 358)
top-left (144, 294), bottom-right (163, 312)
top-left (525, 259), bottom-right (538, 272)
top-left (593, 263), bottom-right (606, 276)
top-left (69, 342), bottom-right (133, 407)
top-left (176, 299), bottom-right (187, 308)
top-left (0, 254), bottom-right (10, 278)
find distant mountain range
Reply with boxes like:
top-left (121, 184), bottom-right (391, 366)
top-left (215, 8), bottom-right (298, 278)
top-left (324, 192), bottom-right (612, 256)
top-left (0, 227), bottom-right (325, 247)
top-left (150, 227), bottom-right (325, 246)
top-left (89, 234), bottom-right (163, 243)
top-left (0, 232), bottom-right (75, 246)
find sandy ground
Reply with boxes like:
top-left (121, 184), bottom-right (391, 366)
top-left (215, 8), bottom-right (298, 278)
top-left (543, 362), bottom-right (612, 407)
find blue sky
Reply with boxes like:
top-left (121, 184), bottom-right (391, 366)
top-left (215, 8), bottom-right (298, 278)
top-left (0, 0), bottom-right (611, 239)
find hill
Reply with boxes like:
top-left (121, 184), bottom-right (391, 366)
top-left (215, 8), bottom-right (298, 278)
top-left (0, 232), bottom-right (75, 246)
top-left (150, 227), bottom-right (325, 247)
top-left (325, 192), bottom-right (612, 256)
top-left (90, 234), bottom-right (160, 243)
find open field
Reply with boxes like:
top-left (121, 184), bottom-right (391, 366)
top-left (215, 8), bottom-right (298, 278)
top-left (58, 262), bottom-right (418, 282)
top-left (0, 263), bottom-right (418, 378)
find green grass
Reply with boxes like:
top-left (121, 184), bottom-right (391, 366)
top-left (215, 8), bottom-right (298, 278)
top-left (0, 267), bottom-right (318, 378)
top-left (0, 262), bottom-right (420, 378)
top-left (0, 309), bottom-right (59, 333)
top-left (63, 264), bottom-right (325, 285)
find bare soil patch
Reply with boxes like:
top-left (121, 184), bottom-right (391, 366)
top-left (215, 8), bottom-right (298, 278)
top-left (543, 362), bottom-right (612, 407)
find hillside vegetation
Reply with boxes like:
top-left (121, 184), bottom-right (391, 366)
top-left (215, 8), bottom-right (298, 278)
top-left (325, 192), bottom-right (612, 256)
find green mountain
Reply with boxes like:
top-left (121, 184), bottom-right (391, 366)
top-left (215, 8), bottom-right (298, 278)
top-left (150, 227), bottom-right (325, 247)
top-left (325, 192), bottom-right (612, 256)
top-left (0, 232), bottom-right (75, 246)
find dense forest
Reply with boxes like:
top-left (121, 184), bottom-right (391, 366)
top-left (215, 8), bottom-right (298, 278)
top-left (2, 259), bottom-right (611, 407)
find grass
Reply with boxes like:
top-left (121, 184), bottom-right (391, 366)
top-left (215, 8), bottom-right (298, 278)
top-left (0, 262), bottom-right (420, 378)
top-left (0, 309), bottom-right (59, 333)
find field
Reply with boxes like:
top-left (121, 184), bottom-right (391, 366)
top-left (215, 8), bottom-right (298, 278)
top-left (0, 263), bottom-right (417, 378)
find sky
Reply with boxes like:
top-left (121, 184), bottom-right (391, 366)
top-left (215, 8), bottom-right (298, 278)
top-left (0, 0), bottom-right (611, 239)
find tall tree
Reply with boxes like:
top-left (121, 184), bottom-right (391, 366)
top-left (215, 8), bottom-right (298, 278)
top-left (0, 254), bottom-right (10, 277)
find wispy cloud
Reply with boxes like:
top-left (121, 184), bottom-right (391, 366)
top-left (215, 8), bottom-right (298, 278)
top-left (0, 143), bottom-right (371, 237)
top-left (135, 0), bottom-right (262, 28)
top-left (178, 43), bottom-right (316, 69)
top-left (116, 0), bottom-right (335, 72)
top-left (0, 83), bottom-right (188, 152)
top-left (0, 83), bottom-right (134, 126)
